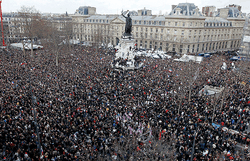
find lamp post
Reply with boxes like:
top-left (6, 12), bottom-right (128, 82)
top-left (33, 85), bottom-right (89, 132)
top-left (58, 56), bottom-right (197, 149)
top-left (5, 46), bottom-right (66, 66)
top-left (0, 0), bottom-right (6, 46)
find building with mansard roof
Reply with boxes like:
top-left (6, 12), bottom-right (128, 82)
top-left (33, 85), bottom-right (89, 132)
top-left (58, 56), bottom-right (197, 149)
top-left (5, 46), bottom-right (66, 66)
top-left (239, 14), bottom-right (250, 56)
top-left (71, 3), bottom-right (245, 54)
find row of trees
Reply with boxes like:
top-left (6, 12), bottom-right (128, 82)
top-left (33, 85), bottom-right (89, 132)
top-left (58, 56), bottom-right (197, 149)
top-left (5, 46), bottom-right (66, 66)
top-left (6, 6), bottom-right (73, 66)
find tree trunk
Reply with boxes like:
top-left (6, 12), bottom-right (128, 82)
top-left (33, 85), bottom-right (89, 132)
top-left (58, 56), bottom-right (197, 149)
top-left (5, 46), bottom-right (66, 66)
top-left (56, 50), bottom-right (59, 66)
top-left (22, 40), bottom-right (26, 57)
top-left (68, 35), bottom-right (71, 51)
top-left (31, 39), bottom-right (34, 57)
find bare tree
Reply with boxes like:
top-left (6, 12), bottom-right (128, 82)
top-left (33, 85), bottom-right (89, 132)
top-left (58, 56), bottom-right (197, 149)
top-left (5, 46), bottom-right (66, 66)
top-left (61, 16), bottom-right (73, 51)
top-left (93, 25), bottom-right (103, 50)
top-left (18, 6), bottom-right (40, 57)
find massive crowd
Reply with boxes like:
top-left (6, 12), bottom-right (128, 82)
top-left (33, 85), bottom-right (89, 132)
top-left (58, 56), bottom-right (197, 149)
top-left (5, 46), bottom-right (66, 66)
top-left (0, 45), bottom-right (249, 161)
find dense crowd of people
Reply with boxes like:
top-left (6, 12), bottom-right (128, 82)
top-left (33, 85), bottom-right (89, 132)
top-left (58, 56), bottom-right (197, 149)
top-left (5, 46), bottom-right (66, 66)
top-left (0, 45), bottom-right (249, 161)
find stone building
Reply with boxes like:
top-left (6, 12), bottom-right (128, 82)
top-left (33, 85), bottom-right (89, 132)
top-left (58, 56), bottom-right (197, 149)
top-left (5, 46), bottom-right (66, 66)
top-left (2, 12), bottom-right (72, 44)
top-left (72, 3), bottom-right (245, 54)
top-left (239, 14), bottom-right (250, 56)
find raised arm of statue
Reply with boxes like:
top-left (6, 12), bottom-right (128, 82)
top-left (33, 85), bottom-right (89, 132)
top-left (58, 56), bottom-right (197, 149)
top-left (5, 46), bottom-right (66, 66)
top-left (121, 11), bottom-right (126, 18)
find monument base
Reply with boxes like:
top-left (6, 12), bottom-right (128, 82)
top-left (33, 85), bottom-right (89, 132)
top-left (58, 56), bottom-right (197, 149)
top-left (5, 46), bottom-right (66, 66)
top-left (111, 36), bottom-right (143, 70)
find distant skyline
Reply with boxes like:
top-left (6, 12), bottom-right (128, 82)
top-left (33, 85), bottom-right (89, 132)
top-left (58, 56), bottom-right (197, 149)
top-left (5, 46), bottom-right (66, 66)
top-left (2, 0), bottom-right (250, 15)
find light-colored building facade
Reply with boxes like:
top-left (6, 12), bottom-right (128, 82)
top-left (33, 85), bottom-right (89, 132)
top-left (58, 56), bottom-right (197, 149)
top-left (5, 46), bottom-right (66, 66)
top-left (72, 3), bottom-right (245, 54)
top-left (239, 14), bottom-right (250, 56)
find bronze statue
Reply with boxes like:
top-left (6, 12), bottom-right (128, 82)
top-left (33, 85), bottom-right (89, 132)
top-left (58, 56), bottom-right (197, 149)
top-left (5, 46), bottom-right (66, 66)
top-left (122, 11), bottom-right (132, 36)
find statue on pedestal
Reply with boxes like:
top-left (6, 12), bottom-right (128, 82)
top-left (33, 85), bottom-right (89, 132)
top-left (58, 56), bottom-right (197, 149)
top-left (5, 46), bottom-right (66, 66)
top-left (121, 10), bottom-right (132, 36)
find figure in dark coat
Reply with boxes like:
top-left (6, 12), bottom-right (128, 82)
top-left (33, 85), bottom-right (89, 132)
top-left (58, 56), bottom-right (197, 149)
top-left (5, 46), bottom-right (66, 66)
top-left (122, 12), bottom-right (132, 36)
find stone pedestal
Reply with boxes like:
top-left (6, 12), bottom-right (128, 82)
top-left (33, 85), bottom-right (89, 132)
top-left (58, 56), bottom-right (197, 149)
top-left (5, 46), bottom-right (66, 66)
top-left (111, 35), bottom-right (143, 70)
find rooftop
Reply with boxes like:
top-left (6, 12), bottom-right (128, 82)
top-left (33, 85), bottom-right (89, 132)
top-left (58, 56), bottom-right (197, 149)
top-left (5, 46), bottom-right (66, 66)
top-left (169, 3), bottom-right (203, 17)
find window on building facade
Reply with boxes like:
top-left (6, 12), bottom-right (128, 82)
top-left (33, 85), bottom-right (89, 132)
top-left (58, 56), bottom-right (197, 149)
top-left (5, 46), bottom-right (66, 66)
top-left (139, 21), bottom-right (141, 24)
top-left (146, 28), bottom-right (148, 32)
top-left (174, 36), bottom-right (177, 41)
top-left (187, 45), bottom-right (190, 53)
top-left (161, 34), bottom-right (163, 40)
top-left (167, 29), bottom-right (170, 34)
top-left (155, 42), bottom-right (157, 49)
top-left (151, 28), bottom-right (153, 32)
top-left (135, 21), bottom-right (137, 24)
top-left (173, 44), bottom-right (176, 51)
top-left (166, 43), bottom-right (169, 51)
top-left (155, 34), bottom-right (158, 39)
top-left (144, 21), bottom-right (146, 24)
top-left (174, 30), bottom-right (177, 34)
top-left (156, 28), bottom-right (158, 32)
top-left (159, 42), bottom-right (162, 50)
top-left (145, 41), bottom-right (147, 48)
top-left (149, 21), bottom-right (151, 25)
top-left (159, 21), bottom-right (161, 25)
top-left (190, 22), bottom-right (192, 26)
top-left (150, 41), bottom-right (152, 49)
top-left (180, 45), bottom-right (183, 53)
top-left (175, 22), bottom-right (178, 26)
top-left (161, 29), bottom-right (163, 33)
top-left (168, 22), bottom-right (170, 26)
top-left (145, 33), bottom-right (147, 38)
top-left (181, 30), bottom-right (184, 35)
top-left (136, 27), bottom-right (138, 31)
top-left (183, 22), bottom-right (185, 26)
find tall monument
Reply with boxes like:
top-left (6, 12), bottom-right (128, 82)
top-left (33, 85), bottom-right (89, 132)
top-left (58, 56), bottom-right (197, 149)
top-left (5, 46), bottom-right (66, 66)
top-left (111, 10), bottom-right (143, 70)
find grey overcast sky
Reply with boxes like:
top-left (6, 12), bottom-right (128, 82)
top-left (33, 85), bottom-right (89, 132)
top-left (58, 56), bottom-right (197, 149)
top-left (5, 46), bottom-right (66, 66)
top-left (2, 0), bottom-right (250, 15)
